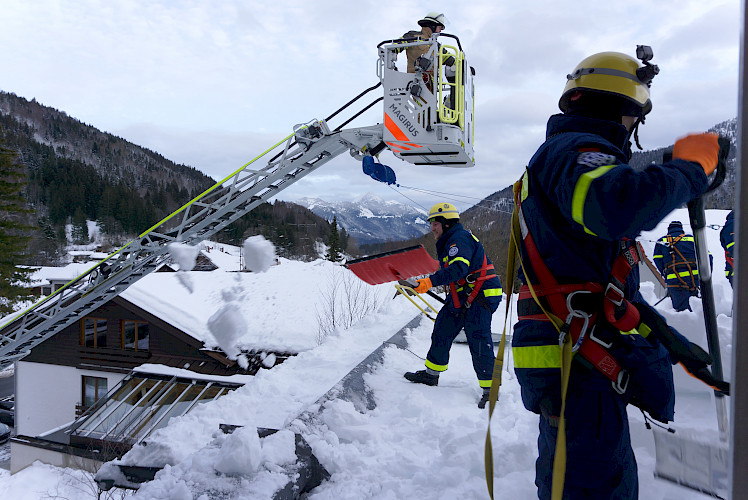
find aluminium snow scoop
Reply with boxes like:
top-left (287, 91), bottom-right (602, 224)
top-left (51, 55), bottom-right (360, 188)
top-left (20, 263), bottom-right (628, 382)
top-left (395, 279), bottom-right (444, 322)
top-left (653, 136), bottom-right (731, 498)
top-left (345, 245), bottom-right (439, 285)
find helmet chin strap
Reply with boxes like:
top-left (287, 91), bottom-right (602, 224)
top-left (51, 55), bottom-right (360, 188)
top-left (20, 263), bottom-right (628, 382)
top-left (630, 117), bottom-right (644, 150)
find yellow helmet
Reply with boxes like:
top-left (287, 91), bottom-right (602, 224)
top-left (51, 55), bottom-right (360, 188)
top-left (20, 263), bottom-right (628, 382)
top-left (428, 202), bottom-right (459, 221)
top-left (559, 47), bottom-right (658, 117)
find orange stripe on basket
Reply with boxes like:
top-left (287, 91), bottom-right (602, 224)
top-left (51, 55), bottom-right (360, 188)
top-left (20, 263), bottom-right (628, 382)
top-left (384, 113), bottom-right (409, 141)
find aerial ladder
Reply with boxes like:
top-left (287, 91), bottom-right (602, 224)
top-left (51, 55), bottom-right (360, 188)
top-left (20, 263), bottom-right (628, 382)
top-left (0, 33), bottom-right (476, 371)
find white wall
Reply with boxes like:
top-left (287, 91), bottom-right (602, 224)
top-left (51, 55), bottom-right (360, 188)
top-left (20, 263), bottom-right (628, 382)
top-left (10, 440), bottom-right (102, 474)
top-left (15, 361), bottom-right (125, 437)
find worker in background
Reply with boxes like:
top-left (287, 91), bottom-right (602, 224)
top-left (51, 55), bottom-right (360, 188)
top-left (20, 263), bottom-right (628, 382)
top-left (511, 47), bottom-right (727, 499)
top-left (404, 203), bottom-right (502, 409)
top-left (396, 12), bottom-right (446, 73)
top-left (653, 220), bottom-right (711, 312)
top-left (720, 210), bottom-right (735, 286)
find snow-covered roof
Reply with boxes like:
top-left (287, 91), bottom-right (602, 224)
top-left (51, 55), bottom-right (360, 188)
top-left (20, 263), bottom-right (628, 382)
top-left (26, 262), bottom-right (97, 286)
top-left (121, 257), bottom-right (394, 355)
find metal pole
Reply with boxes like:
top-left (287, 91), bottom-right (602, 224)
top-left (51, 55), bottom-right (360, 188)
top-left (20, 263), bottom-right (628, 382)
top-left (688, 198), bottom-right (729, 440)
top-left (730, 1), bottom-right (748, 497)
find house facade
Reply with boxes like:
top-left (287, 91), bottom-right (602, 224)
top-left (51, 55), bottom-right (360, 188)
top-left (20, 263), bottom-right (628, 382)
top-left (11, 294), bottom-right (288, 473)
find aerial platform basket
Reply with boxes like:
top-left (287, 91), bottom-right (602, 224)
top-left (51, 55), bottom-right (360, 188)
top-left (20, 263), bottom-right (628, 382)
top-left (377, 33), bottom-right (475, 168)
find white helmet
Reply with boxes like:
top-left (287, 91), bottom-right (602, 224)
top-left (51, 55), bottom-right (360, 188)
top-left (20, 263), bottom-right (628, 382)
top-left (418, 12), bottom-right (447, 29)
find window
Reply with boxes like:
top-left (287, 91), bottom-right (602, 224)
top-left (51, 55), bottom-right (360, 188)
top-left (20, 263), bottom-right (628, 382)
top-left (72, 374), bottom-right (237, 444)
top-left (122, 320), bottom-right (150, 351)
top-left (82, 375), bottom-right (108, 408)
top-left (80, 317), bottom-right (107, 348)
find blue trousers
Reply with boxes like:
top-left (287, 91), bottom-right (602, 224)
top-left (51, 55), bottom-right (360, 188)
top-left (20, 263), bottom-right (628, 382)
top-left (535, 371), bottom-right (638, 500)
top-left (669, 288), bottom-right (695, 312)
top-left (426, 301), bottom-right (497, 383)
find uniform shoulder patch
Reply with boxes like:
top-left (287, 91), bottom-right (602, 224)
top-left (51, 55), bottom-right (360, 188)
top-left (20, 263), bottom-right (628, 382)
top-left (577, 151), bottom-right (616, 168)
top-left (448, 246), bottom-right (459, 257)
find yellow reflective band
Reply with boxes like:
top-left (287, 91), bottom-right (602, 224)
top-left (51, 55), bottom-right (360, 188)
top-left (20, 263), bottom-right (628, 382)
top-left (513, 345), bottom-right (562, 369)
top-left (521, 170), bottom-right (530, 201)
top-left (636, 324), bottom-right (651, 338)
top-left (728, 242), bottom-right (735, 249)
top-left (483, 288), bottom-right (503, 297)
top-left (449, 257), bottom-right (470, 266)
top-left (666, 270), bottom-right (699, 279)
top-left (479, 379), bottom-right (492, 388)
top-left (571, 165), bottom-right (615, 236)
top-left (680, 237), bottom-right (695, 242)
top-left (425, 360), bottom-right (448, 372)
top-left (653, 254), bottom-right (663, 259)
top-left (620, 327), bottom-right (643, 337)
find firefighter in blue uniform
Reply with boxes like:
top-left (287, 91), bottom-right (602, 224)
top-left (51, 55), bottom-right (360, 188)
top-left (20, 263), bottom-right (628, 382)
top-left (653, 220), bottom-right (710, 311)
top-left (720, 210), bottom-right (735, 286)
top-left (512, 47), bottom-right (725, 499)
top-left (404, 203), bottom-right (502, 409)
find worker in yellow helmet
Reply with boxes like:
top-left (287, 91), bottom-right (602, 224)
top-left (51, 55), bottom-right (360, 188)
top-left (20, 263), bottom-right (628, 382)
top-left (404, 202), bottom-right (503, 408)
top-left (512, 46), bottom-right (725, 499)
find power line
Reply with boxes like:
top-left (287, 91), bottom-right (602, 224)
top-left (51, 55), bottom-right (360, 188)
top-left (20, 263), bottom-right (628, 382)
top-left (390, 183), bottom-right (515, 215)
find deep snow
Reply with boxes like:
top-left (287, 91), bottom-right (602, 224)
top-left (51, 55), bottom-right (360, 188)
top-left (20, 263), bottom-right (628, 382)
top-left (0, 208), bottom-right (735, 499)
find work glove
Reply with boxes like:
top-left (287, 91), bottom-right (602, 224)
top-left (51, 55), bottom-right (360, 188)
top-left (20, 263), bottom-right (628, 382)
top-left (673, 132), bottom-right (720, 176)
top-left (414, 277), bottom-right (432, 294)
top-left (634, 301), bottom-right (730, 395)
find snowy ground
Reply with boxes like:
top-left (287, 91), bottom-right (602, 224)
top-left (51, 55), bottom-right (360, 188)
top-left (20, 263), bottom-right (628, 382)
top-left (0, 209), bottom-right (735, 499)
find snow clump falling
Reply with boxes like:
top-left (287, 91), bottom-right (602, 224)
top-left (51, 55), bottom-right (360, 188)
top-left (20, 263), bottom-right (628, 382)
top-left (167, 242), bottom-right (200, 271)
top-left (243, 235), bottom-right (277, 273)
top-left (207, 305), bottom-right (249, 369)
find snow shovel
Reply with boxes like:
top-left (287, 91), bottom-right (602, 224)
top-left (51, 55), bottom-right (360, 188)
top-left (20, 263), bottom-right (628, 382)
top-left (345, 245), bottom-right (439, 285)
top-left (653, 137), bottom-right (731, 498)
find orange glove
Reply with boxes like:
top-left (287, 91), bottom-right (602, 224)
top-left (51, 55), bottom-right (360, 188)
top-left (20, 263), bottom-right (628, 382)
top-left (673, 132), bottom-right (720, 176)
top-left (414, 277), bottom-right (432, 294)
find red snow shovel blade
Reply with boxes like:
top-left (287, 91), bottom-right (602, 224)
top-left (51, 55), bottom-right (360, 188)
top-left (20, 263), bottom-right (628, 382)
top-left (345, 245), bottom-right (439, 285)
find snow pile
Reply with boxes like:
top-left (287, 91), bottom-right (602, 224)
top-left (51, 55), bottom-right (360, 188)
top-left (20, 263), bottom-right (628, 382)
top-left (243, 235), bottom-right (277, 273)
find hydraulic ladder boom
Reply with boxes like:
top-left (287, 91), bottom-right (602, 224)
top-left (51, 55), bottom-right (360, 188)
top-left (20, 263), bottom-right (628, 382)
top-left (0, 121), bottom-right (384, 370)
top-left (0, 33), bottom-right (476, 370)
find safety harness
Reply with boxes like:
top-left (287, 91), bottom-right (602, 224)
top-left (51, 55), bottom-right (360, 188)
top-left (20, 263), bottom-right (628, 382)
top-left (515, 195), bottom-right (642, 392)
top-left (662, 234), bottom-right (699, 292)
top-left (486, 174), bottom-right (645, 500)
top-left (448, 253), bottom-right (496, 308)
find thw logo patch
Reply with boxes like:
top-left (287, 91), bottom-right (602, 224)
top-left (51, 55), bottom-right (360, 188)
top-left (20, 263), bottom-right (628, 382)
top-left (577, 152), bottom-right (616, 168)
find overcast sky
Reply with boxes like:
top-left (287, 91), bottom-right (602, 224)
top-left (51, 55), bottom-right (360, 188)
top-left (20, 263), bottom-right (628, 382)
top-left (1, 0), bottom-right (741, 213)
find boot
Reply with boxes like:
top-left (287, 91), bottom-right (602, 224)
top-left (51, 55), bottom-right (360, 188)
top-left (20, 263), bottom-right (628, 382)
top-left (404, 370), bottom-right (439, 386)
top-left (478, 389), bottom-right (491, 409)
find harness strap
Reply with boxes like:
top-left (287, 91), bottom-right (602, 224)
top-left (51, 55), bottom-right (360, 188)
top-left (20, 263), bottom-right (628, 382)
top-left (449, 254), bottom-right (495, 308)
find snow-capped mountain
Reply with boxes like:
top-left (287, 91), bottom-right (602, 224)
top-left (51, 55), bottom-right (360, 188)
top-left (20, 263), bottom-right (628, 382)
top-left (296, 193), bottom-right (429, 245)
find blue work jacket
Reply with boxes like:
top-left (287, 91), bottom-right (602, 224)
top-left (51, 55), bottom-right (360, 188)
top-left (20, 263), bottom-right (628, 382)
top-left (429, 223), bottom-right (502, 308)
top-left (512, 113), bottom-right (709, 417)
